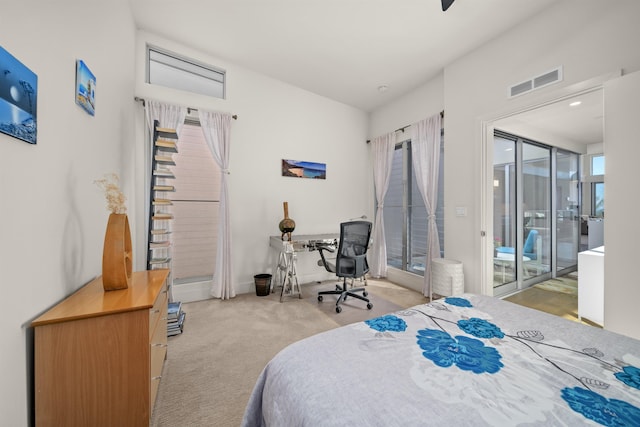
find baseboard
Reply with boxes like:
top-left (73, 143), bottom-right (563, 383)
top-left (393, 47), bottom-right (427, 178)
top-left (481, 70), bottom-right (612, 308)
top-left (237, 271), bottom-right (336, 295)
top-left (171, 270), bottom-right (336, 301)
top-left (172, 269), bottom-right (424, 301)
top-left (385, 267), bottom-right (424, 294)
top-left (171, 280), bottom-right (212, 303)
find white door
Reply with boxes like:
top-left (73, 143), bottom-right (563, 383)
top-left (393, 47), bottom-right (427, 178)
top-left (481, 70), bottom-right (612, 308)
top-left (602, 70), bottom-right (640, 340)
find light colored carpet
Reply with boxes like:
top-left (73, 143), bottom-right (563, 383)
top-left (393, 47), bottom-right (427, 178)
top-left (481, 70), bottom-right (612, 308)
top-left (300, 279), bottom-right (426, 326)
top-left (150, 278), bottom-right (426, 426)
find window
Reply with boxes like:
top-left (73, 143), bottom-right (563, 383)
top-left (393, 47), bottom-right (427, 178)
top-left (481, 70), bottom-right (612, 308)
top-left (588, 154), bottom-right (604, 217)
top-left (591, 154), bottom-right (605, 176)
top-left (169, 122), bottom-right (220, 283)
top-left (383, 136), bottom-right (444, 276)
top-left (147, 46), bottom-right (225, 99)
top-left (592, 182), bottom-right (605, 217)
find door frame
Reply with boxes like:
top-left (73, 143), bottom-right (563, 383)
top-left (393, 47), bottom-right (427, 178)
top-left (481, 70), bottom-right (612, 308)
top-left (479, 71), bottom-right (620, 296)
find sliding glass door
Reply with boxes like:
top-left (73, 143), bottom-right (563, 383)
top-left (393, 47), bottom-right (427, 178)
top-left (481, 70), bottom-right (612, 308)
top-left (493, 131), bottom-right (577, 297)
top-left (556, 151), bottom-right (580, 273)
top-left (521, 142), bottom-right (551, 283)
top-left (493, 136), bottom-right (517, 293)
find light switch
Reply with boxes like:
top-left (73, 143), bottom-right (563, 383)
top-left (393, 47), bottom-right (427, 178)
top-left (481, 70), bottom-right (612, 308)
top-left (455, 206), bottom-right (467, 217)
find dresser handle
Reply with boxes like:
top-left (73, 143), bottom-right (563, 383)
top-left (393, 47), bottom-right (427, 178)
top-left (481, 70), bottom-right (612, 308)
top-left (152, 376), bottom-right (162, 381)
top-left (151, 309), bottom-right (160, 314)
top-left (152, 343), bottom-right (168, 348)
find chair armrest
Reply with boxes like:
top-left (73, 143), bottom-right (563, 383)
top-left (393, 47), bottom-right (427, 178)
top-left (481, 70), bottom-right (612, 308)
top-left (316, 243), bottom-right (335, 253)
top-left (317, 245), bottom-right (336, 273)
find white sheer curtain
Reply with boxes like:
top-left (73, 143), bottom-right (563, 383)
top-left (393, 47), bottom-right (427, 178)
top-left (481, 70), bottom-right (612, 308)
top-left (198, 110), bottom-right (235, 300)
top-left (369, 132), bottom-right (395, 278)
top-left (144, 100), bottom-right (187, 135)
top-left (411, 113), bottom-right (442, 296)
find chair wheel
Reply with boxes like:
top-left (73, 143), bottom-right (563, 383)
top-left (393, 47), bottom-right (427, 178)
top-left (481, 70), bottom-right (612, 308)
top-left (363, 291), bottom-right (368, 297)
top-left (317, 295), bottom-right (323, 302)
top-left (367, 303), bottom-right (373, 310)
top-left (336, 306), bottom-right (342, 313)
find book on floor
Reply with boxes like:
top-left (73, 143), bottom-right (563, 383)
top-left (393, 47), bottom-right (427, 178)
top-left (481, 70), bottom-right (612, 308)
top-left (167, 311), bottom-right (186, 336)
top-left (167, 301), bottom-right (186, 336)
top-left (168, 301), bottom-right (182, 321)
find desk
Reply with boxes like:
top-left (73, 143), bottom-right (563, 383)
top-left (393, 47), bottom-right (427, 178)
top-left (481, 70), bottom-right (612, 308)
top-left (269, 234), bottom-right (338, 302)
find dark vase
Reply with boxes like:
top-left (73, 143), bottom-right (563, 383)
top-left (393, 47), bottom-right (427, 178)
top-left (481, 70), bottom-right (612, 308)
top-left (279, 201), bottom-right (296, 241)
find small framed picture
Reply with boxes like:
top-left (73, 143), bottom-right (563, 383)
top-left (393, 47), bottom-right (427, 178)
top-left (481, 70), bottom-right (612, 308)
top-left (0, 45), bottom-right (38, 144)
top-left (75, 60), bottom-right (96, 116)
top-left (282, 159), bottom-right (326, 180)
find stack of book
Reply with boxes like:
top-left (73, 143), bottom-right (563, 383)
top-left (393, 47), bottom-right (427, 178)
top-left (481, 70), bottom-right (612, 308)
top-left (167, 301), bottom-right (186, 337)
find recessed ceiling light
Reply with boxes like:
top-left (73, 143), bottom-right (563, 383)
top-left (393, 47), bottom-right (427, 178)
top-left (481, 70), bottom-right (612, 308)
top-left (377, 85), bottom-right (389, 93)
top-left (569, 101), bottom-right (582, 107)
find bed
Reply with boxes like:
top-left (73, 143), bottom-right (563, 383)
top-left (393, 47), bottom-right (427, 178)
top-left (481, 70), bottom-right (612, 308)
top-left (242, 294), bottom-right (640, 426)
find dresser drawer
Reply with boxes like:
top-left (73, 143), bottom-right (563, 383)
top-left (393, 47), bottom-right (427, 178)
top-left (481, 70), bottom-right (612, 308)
top-left (149, 284), bottom-right (168, 339)
top-left (150, 304), bottom-right (168, 367)
top-left (150, 312), bottom-right (167, 409)
top-left (149, 288), bottom-right (167, 411)
top-left (150, 339), bottom-right (167, 408)
top-left (150, 290), bottom-right (168, 366)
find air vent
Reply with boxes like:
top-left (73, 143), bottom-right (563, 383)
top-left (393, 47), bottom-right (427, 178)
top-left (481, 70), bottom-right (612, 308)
top-left (510, 80), bottom-right (533, 97)
top-left (509, 66), bottom-right (563, 98)
top-left (534, 68), bottom-right (561, 88)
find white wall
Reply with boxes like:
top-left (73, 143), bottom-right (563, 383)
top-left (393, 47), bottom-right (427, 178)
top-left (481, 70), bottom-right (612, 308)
top-left (603, 70), bottom-right (640, 340)
top-left (370, 0), bottom-right (640, 299)
top-left (369, 72), bottom-right (444, 139)
top-left (135, 31), bottom-right (372, 294)
top-left (0, 1), bottom-right (136, 425)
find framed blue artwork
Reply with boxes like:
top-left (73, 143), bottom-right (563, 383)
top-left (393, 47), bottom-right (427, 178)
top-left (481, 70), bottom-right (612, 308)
top-left (282, 159), bottom-right (326, 180)
top-left (0, 45), bottom-right (38, 144)
top-left (75, 60), bottom-right (96, 116)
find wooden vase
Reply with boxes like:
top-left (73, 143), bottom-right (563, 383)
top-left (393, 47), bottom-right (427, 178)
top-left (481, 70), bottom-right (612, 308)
top-left (102, 213), bottom-right (133, 291)
top-left (279, 201), bottom-right (296, 241)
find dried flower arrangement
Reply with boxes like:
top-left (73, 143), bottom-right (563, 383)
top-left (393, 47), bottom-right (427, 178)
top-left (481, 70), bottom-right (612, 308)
top-left (94, 173), bottom-right (127, 214)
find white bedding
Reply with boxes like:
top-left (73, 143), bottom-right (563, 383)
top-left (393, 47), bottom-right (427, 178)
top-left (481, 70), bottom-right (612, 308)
top-left (242, 294), bottom-right (640, 426)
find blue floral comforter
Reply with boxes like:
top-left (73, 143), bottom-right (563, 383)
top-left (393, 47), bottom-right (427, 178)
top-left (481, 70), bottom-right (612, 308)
top-left (242, 294), bottom-right (640, 426)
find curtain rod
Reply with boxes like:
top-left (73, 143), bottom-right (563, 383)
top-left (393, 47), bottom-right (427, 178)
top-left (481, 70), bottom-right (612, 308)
top-left (366, 110), bottom-right (443, 144)
top-left (134, 96), bottom-right (237, 120)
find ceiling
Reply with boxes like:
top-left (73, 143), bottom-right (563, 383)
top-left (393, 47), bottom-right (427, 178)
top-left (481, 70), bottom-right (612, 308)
top-left (130, 0), bottom-right (602, 147)
top-left (129, 0), bottom-right (558, 112)
top-left (495, 89), bottom-right (604, 148)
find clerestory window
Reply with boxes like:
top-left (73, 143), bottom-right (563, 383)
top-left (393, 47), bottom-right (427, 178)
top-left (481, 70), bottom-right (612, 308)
top-left (147, 46), bottom-right (225, 99)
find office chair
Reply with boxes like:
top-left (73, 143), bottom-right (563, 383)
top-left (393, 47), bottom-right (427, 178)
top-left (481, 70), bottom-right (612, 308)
top-left (316, 221), bottom-right (374, 313)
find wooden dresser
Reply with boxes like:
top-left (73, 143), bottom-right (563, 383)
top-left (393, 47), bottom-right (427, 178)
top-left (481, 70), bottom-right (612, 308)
top-left (32, 269), bottom-right (169, 427)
